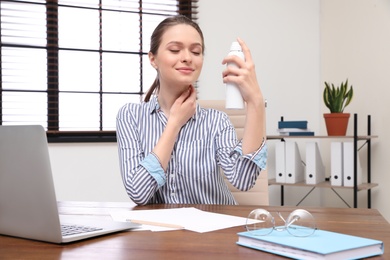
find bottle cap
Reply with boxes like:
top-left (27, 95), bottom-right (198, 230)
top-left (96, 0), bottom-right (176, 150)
top-left (230, 41), bottom-right (242, 51)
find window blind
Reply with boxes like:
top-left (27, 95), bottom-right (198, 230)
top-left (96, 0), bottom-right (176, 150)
top-left (0, 0), bottom-right (198, 142)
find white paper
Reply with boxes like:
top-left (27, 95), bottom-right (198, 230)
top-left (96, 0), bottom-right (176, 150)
top-left (109, 210), bottom-right (179, 232)
top-left (110, 207), bottom-right (252, 233)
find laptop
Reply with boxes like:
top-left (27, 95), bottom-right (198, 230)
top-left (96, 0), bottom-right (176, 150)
top-left (0, 125), bottom-right (140, 243)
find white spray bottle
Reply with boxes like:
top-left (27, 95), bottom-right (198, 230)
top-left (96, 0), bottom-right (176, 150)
top-left (225, 41), bottom-right (245, 109)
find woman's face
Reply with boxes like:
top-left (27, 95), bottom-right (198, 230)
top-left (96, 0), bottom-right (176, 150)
top-left (149, 24), bottom-right (204, 91)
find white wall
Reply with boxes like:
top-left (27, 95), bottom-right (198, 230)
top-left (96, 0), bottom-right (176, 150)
top-left (49, 143), bottom-right (129, 202)
top-left (48, 0), bottom-right (390, 222)
top-left (320, 0), bottom-right (390, 220)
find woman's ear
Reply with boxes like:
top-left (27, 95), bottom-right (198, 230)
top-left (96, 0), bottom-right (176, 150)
top-left (148, 52), bottom-right (157, 69)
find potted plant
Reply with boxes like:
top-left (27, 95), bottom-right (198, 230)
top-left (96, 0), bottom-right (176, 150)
top-left (323, 79), bottom-right (353, 136)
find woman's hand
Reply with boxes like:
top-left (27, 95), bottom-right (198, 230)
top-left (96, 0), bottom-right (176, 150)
top-left (168, 85), bottom-right (197, 129)
top-left (222, 38), bottom-right (263, 106)
top-left (222, 38), bottom-right (266, 154)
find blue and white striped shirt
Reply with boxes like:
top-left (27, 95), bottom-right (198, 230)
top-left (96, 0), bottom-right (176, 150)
top-left (116, 96), bottom-right (267, 205)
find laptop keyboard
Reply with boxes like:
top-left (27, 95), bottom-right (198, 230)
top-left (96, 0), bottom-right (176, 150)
top-left (61, 224), bottom-right (103, 236)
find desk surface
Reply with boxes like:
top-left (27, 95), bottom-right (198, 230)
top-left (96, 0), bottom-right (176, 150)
top-left (0, 202), bottom-right (389, 259)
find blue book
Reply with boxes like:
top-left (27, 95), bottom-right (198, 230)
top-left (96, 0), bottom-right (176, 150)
top-left (237, 229), bottom-right (384, 259)
top-left (280, 131), bottom-right (315, 136)
top-left (278, 120), bottom-right (308, 129)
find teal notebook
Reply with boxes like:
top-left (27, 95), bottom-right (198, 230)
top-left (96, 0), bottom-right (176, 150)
top-left (237, 229), bottom-right (384, 259)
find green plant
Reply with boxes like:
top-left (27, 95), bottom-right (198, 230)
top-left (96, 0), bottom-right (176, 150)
top-left (323, 79), bottom-right (353, 113)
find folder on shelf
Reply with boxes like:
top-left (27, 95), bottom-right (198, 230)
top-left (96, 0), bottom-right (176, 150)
top-left (305, 142), bottom-right (325, 185)
top-left (275, 141), bottom-right (286, 183)
top-left (343, 142), bottom-right (363, 187)
top-left (285, 141), bottom-right (304, 184)
top-left (330, 142), bottom-right (344, 186)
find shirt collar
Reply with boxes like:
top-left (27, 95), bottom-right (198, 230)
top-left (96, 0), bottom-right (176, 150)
top-left (148, 96), bottom-right (160, 114)
top-left (194, 102), bottom-right (202, 121)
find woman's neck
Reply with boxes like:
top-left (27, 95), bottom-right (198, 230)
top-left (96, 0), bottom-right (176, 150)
top-left (157, 84), bottom-right (189, 116)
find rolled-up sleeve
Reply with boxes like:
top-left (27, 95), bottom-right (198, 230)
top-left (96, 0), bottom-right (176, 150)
top-left (232, 138), bottom-right (267, 170)
top-left (140, 153), bottom-right (166, 187)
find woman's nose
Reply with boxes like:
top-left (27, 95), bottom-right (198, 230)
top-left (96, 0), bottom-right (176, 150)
top-left (181, 50), bottom-right (192, 63)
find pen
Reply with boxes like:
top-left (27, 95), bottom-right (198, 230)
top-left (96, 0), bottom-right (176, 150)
top-left (127, 219), bottom-right (184, 229)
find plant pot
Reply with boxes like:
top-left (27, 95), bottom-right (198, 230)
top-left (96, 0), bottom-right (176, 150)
top-left (324, 113), bottom-right (350, 136)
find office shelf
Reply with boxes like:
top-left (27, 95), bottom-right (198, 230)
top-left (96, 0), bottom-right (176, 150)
top-left (267, 135), bottom-right (378, 140)
top-left (269, 178), bottom-right (378, 190)
top-left (268, 114), bottom-right (378, 208)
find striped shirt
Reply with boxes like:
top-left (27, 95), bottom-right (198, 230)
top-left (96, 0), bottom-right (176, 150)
top-left (116, 96), bottom-right (267, 205)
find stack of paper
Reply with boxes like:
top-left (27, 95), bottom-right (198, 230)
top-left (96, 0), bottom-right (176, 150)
top-left (110, 207), bottom-right (252, 233)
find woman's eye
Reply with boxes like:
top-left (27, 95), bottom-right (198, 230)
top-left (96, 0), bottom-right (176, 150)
top-left (192, 51), bottom-right (201, 55)
top-left (170, 49), bottom-right (180, 53)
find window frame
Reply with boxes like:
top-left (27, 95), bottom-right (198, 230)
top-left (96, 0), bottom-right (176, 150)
top-left (0, 0), bottom-right (198, 143)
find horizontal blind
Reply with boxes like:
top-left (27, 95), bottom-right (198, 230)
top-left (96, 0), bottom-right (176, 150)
top-left (0, 0), bottom-right (198, 141)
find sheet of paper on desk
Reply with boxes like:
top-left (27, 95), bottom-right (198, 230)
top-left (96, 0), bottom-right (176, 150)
top-left (109, 211), bottom-right (180, 232)
top-left (110, 207), bottom-right (252, 233)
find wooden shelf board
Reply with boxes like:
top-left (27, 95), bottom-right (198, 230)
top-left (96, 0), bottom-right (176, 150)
top-left (267, 135), bottom-right (378, 140)
top-left (268, 178), bottom-right (378, 191)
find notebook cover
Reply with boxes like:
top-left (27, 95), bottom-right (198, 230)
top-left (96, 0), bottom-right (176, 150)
top-left (237, 229), bottom-right (384, 259)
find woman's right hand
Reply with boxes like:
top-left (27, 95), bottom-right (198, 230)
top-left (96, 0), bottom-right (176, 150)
top-left (169, 85), bottom-right (197, 129)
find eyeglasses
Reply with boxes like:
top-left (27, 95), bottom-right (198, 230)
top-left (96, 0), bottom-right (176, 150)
top-left (246, 209), bottom-right (317, 237)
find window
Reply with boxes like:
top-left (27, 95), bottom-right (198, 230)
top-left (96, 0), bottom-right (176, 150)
top-left (0, 0), bottom-right (198, 142)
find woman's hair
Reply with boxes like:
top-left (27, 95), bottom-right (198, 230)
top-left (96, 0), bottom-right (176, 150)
top-left (144, 15), bottom-right (205, 102)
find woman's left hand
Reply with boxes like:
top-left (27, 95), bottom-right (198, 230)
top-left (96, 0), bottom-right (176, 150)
top-left (222, 38), bottom-right (263, 106)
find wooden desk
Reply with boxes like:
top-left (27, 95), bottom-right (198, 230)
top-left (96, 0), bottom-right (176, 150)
top-left (0, 202), bottom-right (389, 259)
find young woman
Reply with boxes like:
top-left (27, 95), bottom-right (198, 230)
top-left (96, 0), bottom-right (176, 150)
top-left (116, 15), bottom-right (267, 205)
